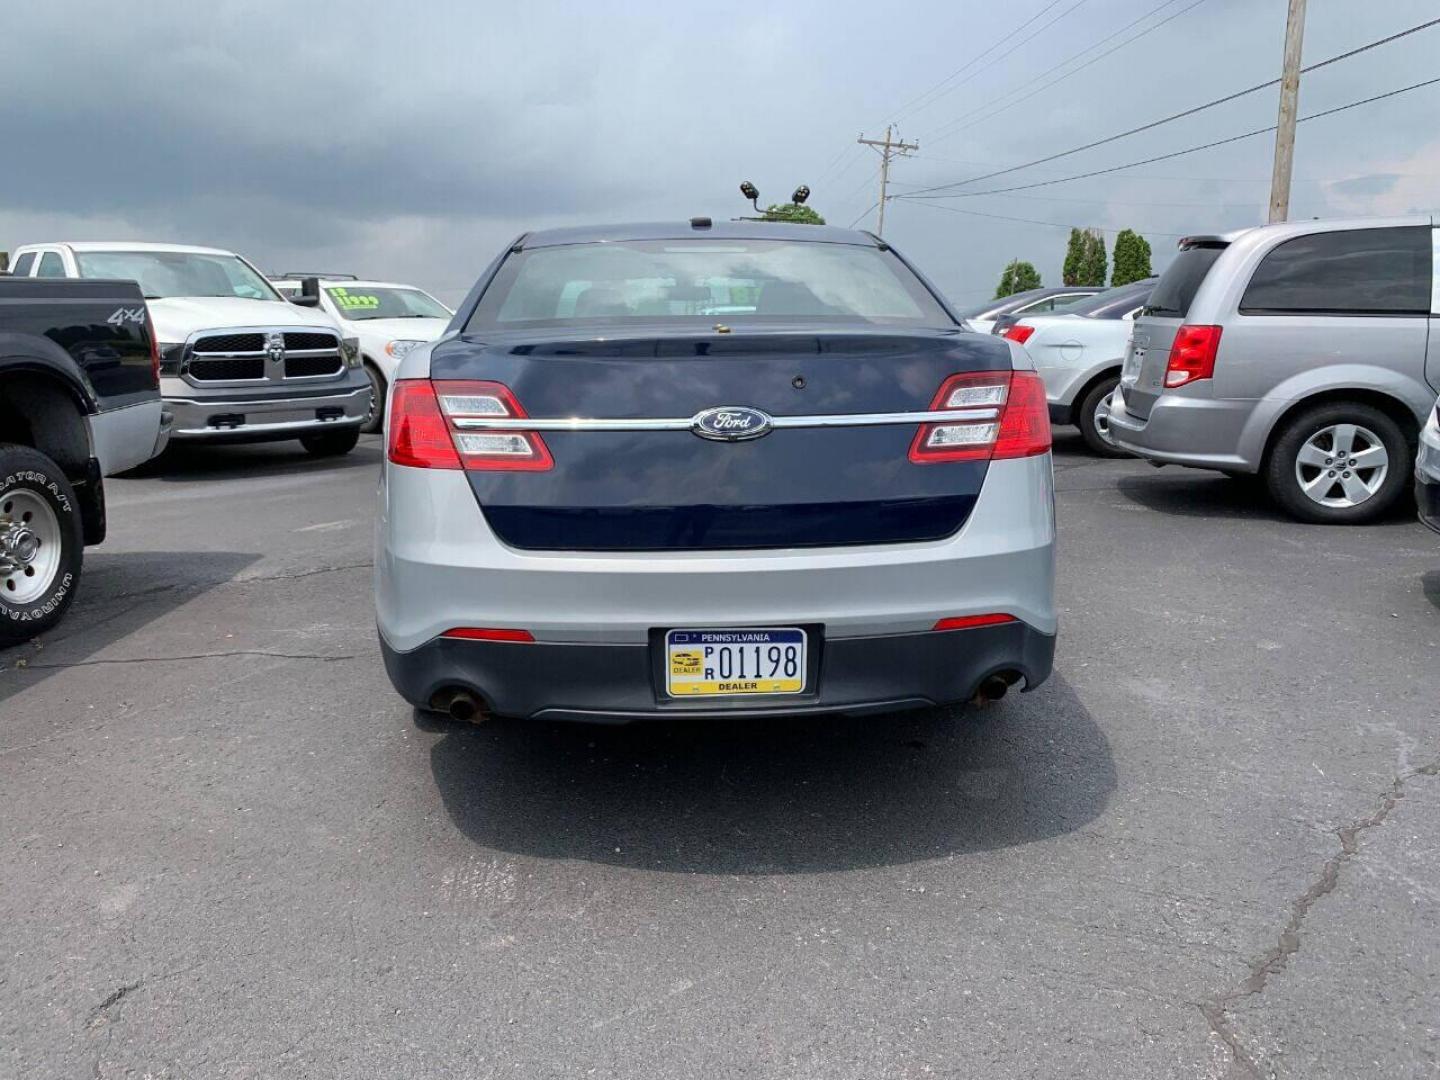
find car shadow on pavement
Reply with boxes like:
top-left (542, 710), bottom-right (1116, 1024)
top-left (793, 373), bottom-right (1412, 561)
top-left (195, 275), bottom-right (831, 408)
top-left (121, 437), bottom-right (383, 483)
top-left (1423, 570), bottom-right (1440, 611)
top-left (0, 549), bottom-right (258, 707)
top-left (1116, 470), bottom-right (1419, 525)
top-left (424, 673), bottom-right (1114, 874)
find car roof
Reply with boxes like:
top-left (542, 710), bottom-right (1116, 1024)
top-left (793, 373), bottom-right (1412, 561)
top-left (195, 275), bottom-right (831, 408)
top-left (1178, 214), bottom-right (1433, 249)
top-left (516, 220), bottom-right (884, 249)
top-left (23, 241), bottom-right (239, 256)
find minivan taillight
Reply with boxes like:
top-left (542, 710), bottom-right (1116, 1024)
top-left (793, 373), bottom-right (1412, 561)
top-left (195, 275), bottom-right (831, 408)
top-left (1164, 324), bottom-right (1222, 388)
top-left (387, 379), bottom-right (553, 471)
top-left (909, 371), bottom-right (1051, 463)
top-left (1003, 324), bottom-right (1035, 345)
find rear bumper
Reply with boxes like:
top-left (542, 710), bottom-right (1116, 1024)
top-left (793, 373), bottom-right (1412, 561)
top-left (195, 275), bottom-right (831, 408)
top-left (87, 398), bottom-right (166, 475)
top-left (376, 456), bottom-right (1057, 651)
top-left (165, 382), bottom-right (370, 442)
top-left (1108, 389), bottom-right (1255, 471)
top-left (380, 620), bottom-right (1056, 723)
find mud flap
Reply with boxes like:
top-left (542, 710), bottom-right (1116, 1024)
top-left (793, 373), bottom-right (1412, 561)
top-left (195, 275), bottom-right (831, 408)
top-left (74, 456), bottom-right (106, 546)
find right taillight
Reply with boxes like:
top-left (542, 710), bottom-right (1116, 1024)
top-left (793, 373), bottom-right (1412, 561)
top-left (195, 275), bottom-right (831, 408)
top-left (1164, 324), bottom-right (1222, 388)
top-left (909, 370), bottom-right (1051, 464)
top-left (387, 379), bottom-right (553, 471)
top-left (1003, 324), bottom-right (1035, 344)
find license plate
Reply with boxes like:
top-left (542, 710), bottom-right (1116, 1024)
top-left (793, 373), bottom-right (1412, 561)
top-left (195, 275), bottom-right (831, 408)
top-left (665, 628), bottom-right (807, 697)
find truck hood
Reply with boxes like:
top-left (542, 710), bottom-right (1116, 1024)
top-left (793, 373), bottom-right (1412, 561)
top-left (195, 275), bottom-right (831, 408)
top-left (348, 316), bottom-right (449, 343)
top-left (148, 296), bottom-right (340, 344)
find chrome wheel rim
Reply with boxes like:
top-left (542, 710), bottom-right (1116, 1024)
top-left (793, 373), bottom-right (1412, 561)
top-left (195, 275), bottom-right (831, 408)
top-left (1093, 391), bottom-right (1115, 445)
top-left (1, 490), bottom-right (62, 605)
top-left (1294, 423), bottom-right (1389, 508)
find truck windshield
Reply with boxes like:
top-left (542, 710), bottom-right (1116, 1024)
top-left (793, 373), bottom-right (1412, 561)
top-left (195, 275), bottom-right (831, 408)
top-left (326, 286), bottom-right (450, 321)
top-left (73, 251), bottom-right (281, 302)
top-left (467, 239), bottom-right (953, 330)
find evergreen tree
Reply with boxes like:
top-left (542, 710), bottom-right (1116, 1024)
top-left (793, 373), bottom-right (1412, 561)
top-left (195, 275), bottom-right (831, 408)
top-left (1111, 229), bottom-right (1154, 285)
top-left (1082, 230), bottom-right (1108, 287)
top-left (1062, 228), bottom-right (1087, 286)
top-left (994, 259), bottom-right (1042, 298)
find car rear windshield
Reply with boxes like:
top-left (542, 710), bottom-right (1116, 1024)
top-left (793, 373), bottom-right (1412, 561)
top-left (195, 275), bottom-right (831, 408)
top-left (465, 239), bottom-right (954, 331)
top-left (1065, 282), bottom-right (1154, 319)
top-left (1143, 244), bottom-right (1225, 318)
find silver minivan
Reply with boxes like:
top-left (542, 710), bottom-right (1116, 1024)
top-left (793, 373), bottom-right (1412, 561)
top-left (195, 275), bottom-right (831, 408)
top-left (1109, 216), bottom-right (1438, 523)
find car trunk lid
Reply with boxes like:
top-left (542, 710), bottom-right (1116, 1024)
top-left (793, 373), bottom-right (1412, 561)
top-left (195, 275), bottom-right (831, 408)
top-left (426, 327), bottom-right (1015, 551)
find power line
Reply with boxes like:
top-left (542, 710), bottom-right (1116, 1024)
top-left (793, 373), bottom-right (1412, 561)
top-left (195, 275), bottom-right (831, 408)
top-left (878, 0), bottom-right (1070, 129)
top-left (899, 74), bottom-right (1440, 202)
top-left (908, 16), bottom-right (1440, 197)
top-left (924, 0), bottom-right (1209, 147)
top-left (847, 201), bottom-right (881, 229)
top-left (893, 0), bottom-right (1095, 127)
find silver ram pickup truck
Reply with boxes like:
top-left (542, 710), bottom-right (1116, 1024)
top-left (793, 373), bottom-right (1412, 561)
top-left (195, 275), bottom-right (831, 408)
top-left (8, 242), bottom-right (370, 457)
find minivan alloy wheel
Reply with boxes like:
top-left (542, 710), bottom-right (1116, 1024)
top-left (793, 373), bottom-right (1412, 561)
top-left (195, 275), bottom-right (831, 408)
top-left (1093, 392), bottom-right (1114, 443)
top-left (1294, 423), bottom-right (1388, 508)
top-left (0, 489), bottom-right (63, 605)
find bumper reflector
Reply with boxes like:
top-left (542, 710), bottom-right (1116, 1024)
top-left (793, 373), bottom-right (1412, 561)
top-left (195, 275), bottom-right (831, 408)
top-left (441, 627), bottom-right (536, 643)
top-left (932, 613), bottom-right (1017, 632)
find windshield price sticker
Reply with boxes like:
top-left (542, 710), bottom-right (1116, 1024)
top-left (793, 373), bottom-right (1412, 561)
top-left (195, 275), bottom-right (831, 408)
top-left (328, 287), bottom-right (381, 311)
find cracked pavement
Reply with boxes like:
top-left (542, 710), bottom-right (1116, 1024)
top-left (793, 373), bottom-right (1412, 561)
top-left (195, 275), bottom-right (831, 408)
top-left (1, 433), bottom-right (1437, 1078)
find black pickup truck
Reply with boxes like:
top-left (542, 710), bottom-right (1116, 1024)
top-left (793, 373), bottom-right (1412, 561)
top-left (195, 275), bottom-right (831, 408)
top-left (0, 275), bottom-right (168, 644)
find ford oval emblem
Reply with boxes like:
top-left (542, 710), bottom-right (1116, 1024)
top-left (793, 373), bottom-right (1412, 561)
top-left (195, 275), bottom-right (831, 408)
top-left (691, 406), bottom-right (774, 442)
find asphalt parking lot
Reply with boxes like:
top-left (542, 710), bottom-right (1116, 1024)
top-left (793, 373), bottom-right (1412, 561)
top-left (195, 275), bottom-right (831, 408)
top-left (2, 432), bottom-right (1437, 1079)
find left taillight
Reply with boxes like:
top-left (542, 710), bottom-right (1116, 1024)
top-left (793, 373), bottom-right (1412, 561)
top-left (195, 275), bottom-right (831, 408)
top-left (387, 379), bottom-right (553, 472)
top-left (909, 370), bottom-right (1052, 464)
top-left (1003, 324), bottom-right (1035, 345)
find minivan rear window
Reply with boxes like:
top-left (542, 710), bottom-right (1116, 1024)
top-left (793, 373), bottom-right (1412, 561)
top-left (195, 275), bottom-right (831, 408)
top-left (1239, 226), bottom-right (1431, 316)
top-left (1143, 244), bottom-right (1225, 318)
top-left (466, 239), bottom-right (953, 330)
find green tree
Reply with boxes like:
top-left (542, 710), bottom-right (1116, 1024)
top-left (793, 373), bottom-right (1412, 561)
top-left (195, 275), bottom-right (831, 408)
top-left (1110, 229), bottom-right (1153, 285)
top-left (994, 259), bottom-right (1043, 299)
top-left (1062, 228), bottom-right (1087, 285)
top-left (1082, 230), bottom-right (1108, 287)
top-left (762, 203), bottom-right (826, 225)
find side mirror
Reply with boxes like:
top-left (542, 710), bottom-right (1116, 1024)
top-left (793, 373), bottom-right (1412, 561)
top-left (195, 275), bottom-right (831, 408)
top-left (290, 276), bottom-right (322, 308)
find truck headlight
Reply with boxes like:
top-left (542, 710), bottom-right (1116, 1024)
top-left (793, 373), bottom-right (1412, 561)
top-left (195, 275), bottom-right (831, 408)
top-left (342, 337), bottom-right (361, 368)
top-left (385, 339), bottom-right (425, 361)
top-left (158, 343), bottom-right (185, 375)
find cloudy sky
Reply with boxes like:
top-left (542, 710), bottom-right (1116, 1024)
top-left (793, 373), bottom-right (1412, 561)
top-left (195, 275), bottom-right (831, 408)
top-left (3, 0), bottom-right (1436, 306)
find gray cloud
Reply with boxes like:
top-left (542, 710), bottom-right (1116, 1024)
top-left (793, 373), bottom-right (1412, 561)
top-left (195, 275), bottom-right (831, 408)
top-left (2, 0), bottom-right (1437, 304)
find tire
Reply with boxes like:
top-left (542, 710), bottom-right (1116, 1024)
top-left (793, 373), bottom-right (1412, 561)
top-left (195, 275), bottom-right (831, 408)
top-left (0, 444), bottom-right (84, 646)
top-left (1075, 375), bottom-right (1129, 457)
top-left (299, 428), bottom-right (361, 457)
top-left (1264, 402), bottom-right (1412, 524)
top-left (360, 362), bottom-right (386, 435)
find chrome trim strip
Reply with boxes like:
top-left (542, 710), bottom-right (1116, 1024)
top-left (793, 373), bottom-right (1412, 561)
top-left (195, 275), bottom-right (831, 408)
top-left (450, 408), bottom-right (999, 432)
top-left (166, 387), bottom-right (370, 408)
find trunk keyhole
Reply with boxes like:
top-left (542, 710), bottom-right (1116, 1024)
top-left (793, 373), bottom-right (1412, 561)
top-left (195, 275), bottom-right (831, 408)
top-left (791, 375), bottom-right (806, 390)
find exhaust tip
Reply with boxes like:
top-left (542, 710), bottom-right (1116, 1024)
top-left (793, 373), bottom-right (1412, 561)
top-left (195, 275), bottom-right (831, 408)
top-left (430, 688), bottom-right (487, 724)
top-left (971, 671), bottom-right (1022, 707)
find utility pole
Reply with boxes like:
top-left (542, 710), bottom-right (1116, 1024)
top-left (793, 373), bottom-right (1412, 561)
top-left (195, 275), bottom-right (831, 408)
top-left (1267, 0), bottom-right (1307, 223)
top-left (857, 125), bottom-right (919, 237)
